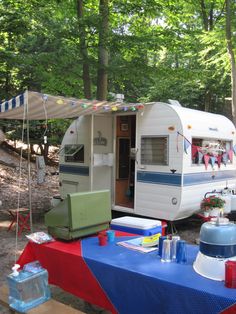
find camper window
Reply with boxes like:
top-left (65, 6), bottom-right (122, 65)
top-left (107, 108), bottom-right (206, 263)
top-left (141, 136), bottom-right (168, 165)
top-left (192, 138), bottom-right (232, 165)
top-left (63, 144), bottom-right (85, 163)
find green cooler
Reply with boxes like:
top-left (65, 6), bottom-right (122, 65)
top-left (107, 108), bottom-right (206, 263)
top-left (45, 190), bottom-right (111, 240)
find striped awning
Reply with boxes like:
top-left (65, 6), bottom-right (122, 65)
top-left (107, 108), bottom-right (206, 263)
top-left (0, 91), bottom-right (144, 120)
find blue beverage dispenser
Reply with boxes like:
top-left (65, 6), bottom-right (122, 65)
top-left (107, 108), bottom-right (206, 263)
top-left (7, 261), bottom-right (51, 313)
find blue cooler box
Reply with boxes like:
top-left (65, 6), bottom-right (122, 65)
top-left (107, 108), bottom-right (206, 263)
top-left (110, 216), bottom-right (163, 236)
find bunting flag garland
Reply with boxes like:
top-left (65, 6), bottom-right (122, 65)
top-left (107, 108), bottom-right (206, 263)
top-left (176, 131), bottom-right (233, 169)
top-left (204, 154), bottom-right (210, 170)
top-left (197, 151), bottom-right (204, 165)
top-left (177, 132), bottom-right (191, 154)
top-left (184, 138), bottom-right (191, 154)
top-left (191, 145), bottom-right (198, 160)
top-left (228, 149), bottom-right (233, 162)
top-left (217, 155), bottom-right (222, 168)
top-left (210, 156), bottom-right (216, 169)
top-left (222, 153), bottom-right (228, 166)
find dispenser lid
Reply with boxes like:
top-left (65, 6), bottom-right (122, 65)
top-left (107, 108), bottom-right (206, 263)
top-left (210, 217), bottom-right (229, 225)
top-left (200, 219), bottom-right (236, 245)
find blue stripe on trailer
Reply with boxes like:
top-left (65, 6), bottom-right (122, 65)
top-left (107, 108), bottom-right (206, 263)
top-left (137, 170), bottom-right (236, 186)
top-left (183, 170), bottom-right (236, 186)
top-left (59, 164), bottom-right (89, 176)
top-left (137, 171), bottom-right (182, 186)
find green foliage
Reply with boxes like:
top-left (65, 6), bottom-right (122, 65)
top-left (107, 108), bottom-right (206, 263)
top-left (3, 119), bottom-right (71, 146)
top-left (0, 0), bottom-right (235, 140)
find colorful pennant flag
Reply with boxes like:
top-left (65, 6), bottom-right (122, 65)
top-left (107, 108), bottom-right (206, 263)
top-left (191, 145), bottom-right (198, 159)
top-left (204, 154), bottom-right (210, 170)
top-left (222, 153), bottom-right (228, 166)
top-left (198, 151), bottom-right (204, 164)
top-left (184, 138), bottom-right (191, 154)
top-left (217, 155), bottom-right (222, 168)
top-left (210, 156), bottom-right (216, 168)
top-left (228, 149), bottom-right (233, 162)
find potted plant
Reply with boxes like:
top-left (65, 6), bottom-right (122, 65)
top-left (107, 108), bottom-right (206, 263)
top-left (201, 195), bottom-right (226, 217)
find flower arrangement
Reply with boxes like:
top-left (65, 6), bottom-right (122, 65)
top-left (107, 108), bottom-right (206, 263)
top-left (201, 195), bottom-right (225, 211)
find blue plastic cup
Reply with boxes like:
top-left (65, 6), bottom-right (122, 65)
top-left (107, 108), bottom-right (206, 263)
top-left (106, 230), bottom-right (115, 242)
top-left (171, 236), bottom-right (180, 261)
top-left (161, 239), bottom-right (172, 262)
top-left (176, 240), bottom-right (187, 264)
top-left (158, 236), bottom-right (167, 257)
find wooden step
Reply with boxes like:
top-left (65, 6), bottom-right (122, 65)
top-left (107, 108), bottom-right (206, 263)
top-left (0, 285), bottom-right (85, 314)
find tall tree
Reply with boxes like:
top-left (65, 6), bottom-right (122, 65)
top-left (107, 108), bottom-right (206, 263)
top-left (96, 0), bottom-right (109, 100)
top-left (77, 0), bottom-right (92, 99)
top-left (198, 0), bottom-right (225, 111)
top-left (226, 0), bottom-right (236, 125)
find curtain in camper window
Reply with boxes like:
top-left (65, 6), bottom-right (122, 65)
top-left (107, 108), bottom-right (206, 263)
top-left (141, 136), bottom-right (168, 165)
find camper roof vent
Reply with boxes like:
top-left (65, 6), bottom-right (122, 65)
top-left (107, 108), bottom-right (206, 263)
top-left (168, 99), bottom-right (182, 107)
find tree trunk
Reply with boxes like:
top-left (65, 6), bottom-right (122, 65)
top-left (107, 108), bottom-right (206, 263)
top-left (226, 0), bottom-right (236, 125)
top-left (200, 0), bottom-right (209, 31)
top-left (76, 0), bottom-right (92, 99)
top-left (204, 89), bottom-right (212, 112)
top-left (96, 0), bottom-right (109, 101)
top-left (38, 143), bottom-right (49, 161)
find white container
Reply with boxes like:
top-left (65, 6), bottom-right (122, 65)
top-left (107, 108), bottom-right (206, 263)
top-left (231, 195), bottom-right (236, 211)
top-left (193, 252), bottom-right (236, 281)
top-left (221, 194), bottom-right (232, 214)
top-left (110, 216), bottom-right (163, 236)
top-left (111, 216), bottom-right (162, 229)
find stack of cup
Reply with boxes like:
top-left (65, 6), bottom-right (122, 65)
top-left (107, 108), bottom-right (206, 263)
top-left (159, 235), bottom-right (187, 264)
top-left (158, 236), bottom-right (167, 258)
top-left (161, 239), bottom-right (172, 262)
top-left (176, 240), bottom-right (187, 264)
top-left (171, 236), bottom-right (180, 261)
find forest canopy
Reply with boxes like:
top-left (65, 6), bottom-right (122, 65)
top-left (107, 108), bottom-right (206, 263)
top-left (0, 0), bottom-right (236, 146)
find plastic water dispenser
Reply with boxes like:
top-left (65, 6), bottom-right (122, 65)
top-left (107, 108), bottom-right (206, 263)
top-left (7, 261), bottom-right (50, 313)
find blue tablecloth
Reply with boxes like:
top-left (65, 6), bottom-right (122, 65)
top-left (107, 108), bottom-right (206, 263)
top-left (82, 237), bottom-right (236, 314)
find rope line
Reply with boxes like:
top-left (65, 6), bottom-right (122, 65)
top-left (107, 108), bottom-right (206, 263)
top-left (14, 96), bottom-right (27, 264)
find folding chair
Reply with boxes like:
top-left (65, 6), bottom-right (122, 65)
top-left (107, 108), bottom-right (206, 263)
top-left (7, 208), bottom-right (31, 236)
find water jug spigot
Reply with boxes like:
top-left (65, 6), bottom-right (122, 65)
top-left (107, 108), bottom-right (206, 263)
top-left (12, 264), bottom-right (20, 277)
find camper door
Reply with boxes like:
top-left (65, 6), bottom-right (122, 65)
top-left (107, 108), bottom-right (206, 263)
top-left (92, 115), bottom-right (114, 191)
top-left (134, 105), bottom-right (175, 218)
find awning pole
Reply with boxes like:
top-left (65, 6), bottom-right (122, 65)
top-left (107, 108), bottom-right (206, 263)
top-left (90, 114), bottom-right (94, 191)
top-left (26, 89), bottom-right (33, 232)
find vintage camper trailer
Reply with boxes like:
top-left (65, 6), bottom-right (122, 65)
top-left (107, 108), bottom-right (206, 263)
top-left (58, 102), bottom-right (236, 221)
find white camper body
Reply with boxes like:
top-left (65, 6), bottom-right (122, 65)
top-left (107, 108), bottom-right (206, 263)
top-left (59, 102), bottom-right (236, 221)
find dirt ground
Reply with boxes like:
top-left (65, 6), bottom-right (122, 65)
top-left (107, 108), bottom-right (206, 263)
top-left (0, 144), bottom-right (203, 313)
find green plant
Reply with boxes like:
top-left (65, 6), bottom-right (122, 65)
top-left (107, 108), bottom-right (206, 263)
top-left (201, 195), bottom-right (225, 211)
